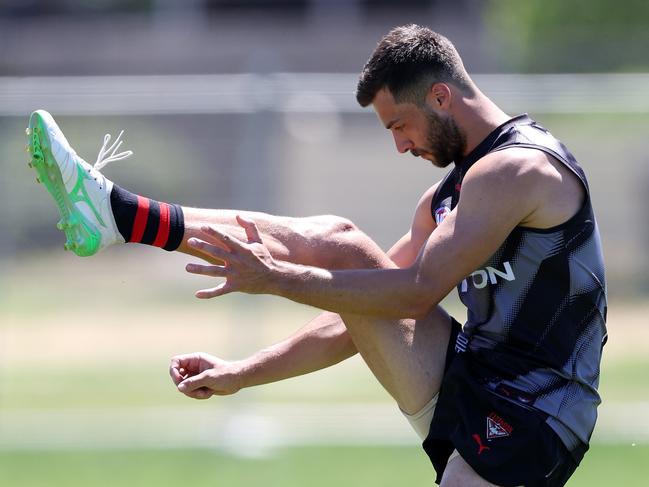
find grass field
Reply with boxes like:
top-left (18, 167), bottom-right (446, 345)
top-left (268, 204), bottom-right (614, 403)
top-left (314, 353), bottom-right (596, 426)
top-left (1, 251), bottom-right (648, 486)
top-left (0, 445), bottom-right (648, 487)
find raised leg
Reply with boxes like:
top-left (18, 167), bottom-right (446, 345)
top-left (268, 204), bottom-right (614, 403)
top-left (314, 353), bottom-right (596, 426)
top-left (26, 109), bottom-right (391, 264)
top-left (30, 103), bottom-right (450, 417)
top-left (179, 207), bottom-right (389, 269)
top-left (183, 207), bottom-right (453, 415)
top-left (29, 109), bottom-right (452, 418)
top-left (339, 308), bottom-right (452, 415)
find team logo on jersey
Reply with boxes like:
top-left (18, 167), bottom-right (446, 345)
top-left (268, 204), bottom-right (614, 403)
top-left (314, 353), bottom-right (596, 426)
top-left (434, 205), bottom-right (450, 225)
top-left (460, 261), bottom-right (515, 292)
top-left (486, 412), bottom-right (513, 439)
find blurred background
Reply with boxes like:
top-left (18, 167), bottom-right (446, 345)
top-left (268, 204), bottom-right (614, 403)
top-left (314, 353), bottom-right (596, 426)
top-left (1, 1), bottom-right (648, 486)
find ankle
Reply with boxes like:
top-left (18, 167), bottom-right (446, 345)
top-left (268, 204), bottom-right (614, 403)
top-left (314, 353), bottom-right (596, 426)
top-left (110, 184), bottom-right (185, 251)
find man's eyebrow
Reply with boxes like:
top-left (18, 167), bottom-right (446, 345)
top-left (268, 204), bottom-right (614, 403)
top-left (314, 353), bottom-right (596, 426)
top-left (385, 118), bottom-right (399, 130)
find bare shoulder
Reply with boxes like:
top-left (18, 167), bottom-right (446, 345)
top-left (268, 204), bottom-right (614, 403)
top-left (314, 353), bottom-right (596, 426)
top-left (412, 180), bottom-right (442, 229)
top-left (467, 147), bottom-right (555, 181)
top-left (464, 148), bottom-right (585, 229)
top-left (417, 180), bottom-right (442, 209)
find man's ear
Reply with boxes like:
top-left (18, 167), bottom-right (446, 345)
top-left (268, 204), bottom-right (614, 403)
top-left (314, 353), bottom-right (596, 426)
top-left (426, 83), bottom-right (452, 109)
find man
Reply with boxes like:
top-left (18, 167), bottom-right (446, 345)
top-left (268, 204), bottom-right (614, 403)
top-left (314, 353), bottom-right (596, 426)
top-left (28, 25), bottom-right (606, 487)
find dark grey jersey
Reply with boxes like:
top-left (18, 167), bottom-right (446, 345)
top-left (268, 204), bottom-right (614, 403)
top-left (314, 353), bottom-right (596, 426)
top-left (431, 114), bottom-right (607, 451)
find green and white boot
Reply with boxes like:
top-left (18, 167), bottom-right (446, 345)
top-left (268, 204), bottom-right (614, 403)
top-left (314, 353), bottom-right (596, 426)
top-left (27, 109), bottom-right (131, 256)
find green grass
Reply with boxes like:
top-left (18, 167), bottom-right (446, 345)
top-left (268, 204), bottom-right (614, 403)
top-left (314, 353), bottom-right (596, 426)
top-left (0, 444), bottom-right (646, 487)
top-left (572, 444), bottom-right (649, 486)
top-left (599, 358), bottom-right (649, 402)
top-left (2, 254), bottom-right (648, 485)
top-left (2, 347), bottom-right (641, 410)
top-left (0, 448), bottom-right (431, 487)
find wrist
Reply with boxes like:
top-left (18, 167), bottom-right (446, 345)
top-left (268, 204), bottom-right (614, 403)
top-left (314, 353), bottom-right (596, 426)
top-left (231, 357), bottom-right (259, 390)
top-left (268, 260), bottom-right (331, 301)
top-left (267, 259), bottom-right (299, 296)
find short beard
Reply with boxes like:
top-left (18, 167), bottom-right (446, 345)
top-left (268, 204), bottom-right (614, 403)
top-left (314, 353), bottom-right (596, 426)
top-left (420, 108), bottom-right (466, 168)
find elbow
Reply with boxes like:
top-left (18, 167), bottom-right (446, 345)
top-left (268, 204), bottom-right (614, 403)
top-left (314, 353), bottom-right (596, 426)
top-left (409, 303), bottom-right (434, 321)
top-left (404, 295), bottom-right (435, 320)
top-left (402, 270), bottom-right (439, 320)
top-left (394, 265), bottom-right (439, 320)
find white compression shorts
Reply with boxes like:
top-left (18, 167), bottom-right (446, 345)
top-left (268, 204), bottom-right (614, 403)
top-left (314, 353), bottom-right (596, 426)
top-left (401, 392), bottom-right (461, 465)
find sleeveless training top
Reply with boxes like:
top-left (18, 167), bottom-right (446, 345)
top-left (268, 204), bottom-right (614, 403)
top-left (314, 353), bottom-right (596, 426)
top-left (431, 114), bottom-right (607, 451)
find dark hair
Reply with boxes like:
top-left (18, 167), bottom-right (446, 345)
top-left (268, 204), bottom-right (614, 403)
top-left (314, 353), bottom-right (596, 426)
top-left (356, 24), bottom-right (474, 107)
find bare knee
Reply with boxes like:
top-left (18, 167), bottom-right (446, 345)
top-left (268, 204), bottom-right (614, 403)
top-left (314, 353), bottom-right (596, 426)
top-left (308, 215), bottom-right (357, 239)
top-left (300, 215), bottom-right (390, 269)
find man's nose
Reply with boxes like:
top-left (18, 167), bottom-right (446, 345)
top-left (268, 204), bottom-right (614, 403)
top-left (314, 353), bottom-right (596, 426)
top-left (393, 132), bottom-right (414, 154)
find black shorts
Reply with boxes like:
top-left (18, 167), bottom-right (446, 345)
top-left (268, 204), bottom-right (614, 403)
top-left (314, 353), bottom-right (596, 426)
top-left (423, 321), bottom-right (585, 486)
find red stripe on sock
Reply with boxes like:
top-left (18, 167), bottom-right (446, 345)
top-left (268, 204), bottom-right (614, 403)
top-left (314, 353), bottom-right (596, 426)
top-left (153, 202), bottom-right (171, 248)
top-left (130, 196), bottom-right (150, 243)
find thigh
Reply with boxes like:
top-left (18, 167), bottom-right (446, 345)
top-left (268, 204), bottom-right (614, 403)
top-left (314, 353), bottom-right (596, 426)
top-left (441, 454), bottom-right (507, 487)
top-left (340, 306), bottom-right (454, 415)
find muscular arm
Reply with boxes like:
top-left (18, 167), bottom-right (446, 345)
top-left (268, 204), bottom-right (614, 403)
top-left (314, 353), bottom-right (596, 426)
top-left (174, 184), bottom-right (439, 397)
top-left (263, 154), bottom-right (540, 318)
top-left (238, 184), bottom-right (440, 379)
top-left (385, 183), bottom-right (440, 266)
top-left (236, 312), bottom-right (356, 388)
top-left (189, 151), bottom-right (561, 318)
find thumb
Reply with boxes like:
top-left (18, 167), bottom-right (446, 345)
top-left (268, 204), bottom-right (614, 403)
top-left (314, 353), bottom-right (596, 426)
top-left (178, 370), bottom-right (211, 393)
top-left (236, 215), bottom-right (262, 244)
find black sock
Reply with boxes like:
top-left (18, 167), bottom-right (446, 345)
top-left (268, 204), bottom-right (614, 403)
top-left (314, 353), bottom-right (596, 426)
top-left (109, 184), bottom-right (184, 251)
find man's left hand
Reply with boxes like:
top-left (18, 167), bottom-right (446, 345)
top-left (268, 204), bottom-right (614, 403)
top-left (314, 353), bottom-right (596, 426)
top-left (185, 215), bottom-right (277, 298)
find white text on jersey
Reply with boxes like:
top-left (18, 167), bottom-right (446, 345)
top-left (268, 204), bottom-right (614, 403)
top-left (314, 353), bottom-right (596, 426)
top-left (460, 261), bottom-right (515, 292)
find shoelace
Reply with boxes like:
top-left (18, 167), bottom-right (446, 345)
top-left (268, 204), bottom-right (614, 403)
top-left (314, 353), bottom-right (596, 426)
top-left (93, 130), bottom-right (133, 172)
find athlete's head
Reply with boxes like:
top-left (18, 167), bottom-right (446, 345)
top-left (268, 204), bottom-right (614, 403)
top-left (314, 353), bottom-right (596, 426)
top-left (356, 25), bottom-right (472, 167)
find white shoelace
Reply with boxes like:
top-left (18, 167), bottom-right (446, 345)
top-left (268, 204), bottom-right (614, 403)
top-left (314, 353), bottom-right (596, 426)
top-left (93, 130), bottom-right (133, 172)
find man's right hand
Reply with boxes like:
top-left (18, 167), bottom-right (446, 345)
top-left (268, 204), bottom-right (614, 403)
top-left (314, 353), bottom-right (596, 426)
top-left (169, 352), bottom-right (244, 400)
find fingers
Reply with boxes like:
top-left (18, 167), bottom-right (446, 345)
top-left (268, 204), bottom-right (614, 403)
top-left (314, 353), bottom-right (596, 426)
top-left (178, 370), bottom-right (210, 395)
top-left (169, 364), bottom-right (185, 385)
top-left (187, 237), bottom-right (231, 261)
top-left (195, 282), bottom-right (232, 299)
top-left (236, 215), bottom-right (262, 244)
top-left (187, 222), bottom-right (271, 300)
top-left (191, 221), bottom-right (263, 258)
top-left (169, 352), bottom-right (213, 385)
top-left (180, 385), bottom-right (214, 400)
top-left (186, 262), bottom-right (229, 278)
top-left (199, 226), bottom-right (247, 253)
top-left (185, 237), bottom-right (235, 299)
top-left (177, 368), bottom-right (222, 400)
top-left (169, 355), bottom-right (195, 385)
top-left (188, 387), bottom-right (214, 400)
top-left (186, 270), bottom-right (234, 299)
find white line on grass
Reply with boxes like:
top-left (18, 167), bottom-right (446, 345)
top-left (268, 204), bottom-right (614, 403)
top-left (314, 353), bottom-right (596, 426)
top-left (0, 401), bottom-right (645, 455)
